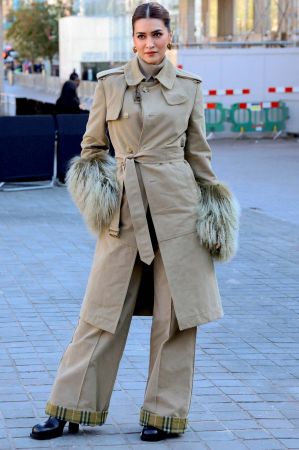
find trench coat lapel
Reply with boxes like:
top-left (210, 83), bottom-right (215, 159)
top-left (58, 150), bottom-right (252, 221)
top-left (122, 56), bottom-right (187, 108)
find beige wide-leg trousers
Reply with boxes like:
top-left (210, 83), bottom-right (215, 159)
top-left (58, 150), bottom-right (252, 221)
top-left (45, 248), bottom-right (197, 434)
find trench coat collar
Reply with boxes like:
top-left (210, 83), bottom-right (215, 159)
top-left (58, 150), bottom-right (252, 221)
top-left (124, 55), bottom-right (176, 90)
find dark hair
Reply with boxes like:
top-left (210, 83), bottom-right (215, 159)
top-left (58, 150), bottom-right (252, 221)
top-left (132, 2), bottom-right (171, 33)
top-left (70, 72), bottom-right (79, 81)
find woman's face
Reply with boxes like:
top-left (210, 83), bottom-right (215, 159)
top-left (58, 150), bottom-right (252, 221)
top-left (133, 18), bottom-right (172, 65)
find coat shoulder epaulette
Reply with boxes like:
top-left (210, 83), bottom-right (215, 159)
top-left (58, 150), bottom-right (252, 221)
top-left (96, 67), bottom-right (125, 80)
top-left (176, 68), bottom-right (202, 83)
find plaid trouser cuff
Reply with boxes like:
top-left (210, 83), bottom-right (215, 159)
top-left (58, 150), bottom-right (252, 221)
top-left (45, 401), bottom-right (108, 426)
top-left (140, 408), bottom-right (188, 434)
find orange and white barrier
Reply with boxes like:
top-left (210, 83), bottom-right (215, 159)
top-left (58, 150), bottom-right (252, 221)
top-left (204, 88), bottom-right (250, 96)
top-left (268, 86), bottom-right (299, 93)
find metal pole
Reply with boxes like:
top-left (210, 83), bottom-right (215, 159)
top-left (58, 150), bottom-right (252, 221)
top-left (0, 0), bottom-right (3, 98)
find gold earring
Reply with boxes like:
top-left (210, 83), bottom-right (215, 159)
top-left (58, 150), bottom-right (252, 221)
top-left (167, 43), bottom-right (172, 50)
top-left (133, 46), bottom-right (137, 53)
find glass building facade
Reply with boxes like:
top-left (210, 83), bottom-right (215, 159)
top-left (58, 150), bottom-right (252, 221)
top-left (73, 0), bottom-right (180, 41)
top-left (73, 0), bottom-right (178, 17)
top-left (72, 0), bottom-right (299, 44)
top-left (3, 0), bottom-right (299, 44)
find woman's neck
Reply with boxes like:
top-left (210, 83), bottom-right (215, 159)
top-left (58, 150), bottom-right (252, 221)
top-left (137, 55), bottom-right (166, 81)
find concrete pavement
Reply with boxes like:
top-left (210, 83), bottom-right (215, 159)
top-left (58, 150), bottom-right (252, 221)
top-left (0, 138), bottom-right (299, 449)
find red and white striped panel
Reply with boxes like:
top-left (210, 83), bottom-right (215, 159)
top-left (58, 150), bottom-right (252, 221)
top-left (268, 86), bottom-right (299, 93)
top-left (204, 88), bottom-right (250, 96)
top-left (238, 102), bottom-right (280, 109)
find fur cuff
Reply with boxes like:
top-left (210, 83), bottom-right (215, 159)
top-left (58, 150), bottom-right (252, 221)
top-left (66, 154), bottom-right (120, 235)
top-left (196, 182), bottom-right (240, 262)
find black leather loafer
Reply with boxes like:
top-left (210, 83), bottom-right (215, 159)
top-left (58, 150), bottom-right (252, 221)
top-left (140, 425), bottom-right (180, 442)
top-left (30, 416), bottom-right (79, 440)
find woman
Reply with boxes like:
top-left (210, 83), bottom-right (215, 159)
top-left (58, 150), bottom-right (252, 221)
top-left (30, 2), bottom-right (239, 443)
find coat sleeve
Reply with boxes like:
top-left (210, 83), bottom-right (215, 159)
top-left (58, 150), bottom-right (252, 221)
top-left (185, 81), bottom-right (240, 262)
top-left (65, 79), bottom-right (120, 235)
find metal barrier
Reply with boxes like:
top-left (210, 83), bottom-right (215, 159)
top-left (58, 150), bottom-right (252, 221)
top-left (14, 73), bottom-right (61, 97)
top-left (228, 101), bottom-right (289, 138)
top-left (0, 94), bottom-right (16, 116)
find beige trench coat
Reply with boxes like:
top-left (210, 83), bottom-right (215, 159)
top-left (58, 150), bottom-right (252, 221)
top-left (67, 56), bottom-right (239, 334)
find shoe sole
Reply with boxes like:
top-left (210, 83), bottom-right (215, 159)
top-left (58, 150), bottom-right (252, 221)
top-left (30, 430), bottom-right (63, 440)
top-left (30, 423), bottom-right (79, 440)
top-left (140, 432), bottom-right (180, 442)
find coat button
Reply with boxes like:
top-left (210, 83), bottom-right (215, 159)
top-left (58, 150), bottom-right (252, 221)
top-left (142, 87), bottom-right (149, 93)
top-left (127, 146), bottom-right (134, 153)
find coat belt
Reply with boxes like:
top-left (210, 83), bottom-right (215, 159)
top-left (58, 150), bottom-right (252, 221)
top-left (109, 150), bottom-right (184, 265)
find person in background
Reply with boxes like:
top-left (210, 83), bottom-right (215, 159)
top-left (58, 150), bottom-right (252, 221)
top-left (70, 68), bottom-right (79, 81)
top-left (56, 73), bottom-right (88, 114)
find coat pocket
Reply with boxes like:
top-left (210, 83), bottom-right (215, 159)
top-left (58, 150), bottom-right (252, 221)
top-left (183, 160), bottom-right (201, 198)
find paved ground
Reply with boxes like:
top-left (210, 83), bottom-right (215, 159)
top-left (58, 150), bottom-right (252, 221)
top-left (0, 138), bottom-right (299, 450)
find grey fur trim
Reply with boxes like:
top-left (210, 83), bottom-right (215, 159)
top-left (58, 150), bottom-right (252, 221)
top-left (196, 183), bottom-right (240, 262)
top-left (66, 154), bottom-right (120, 235)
